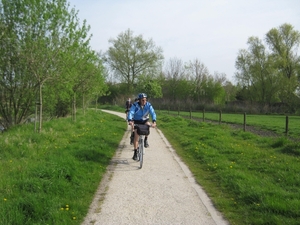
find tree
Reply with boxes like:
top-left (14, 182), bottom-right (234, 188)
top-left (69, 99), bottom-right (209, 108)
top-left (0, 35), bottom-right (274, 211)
top-left (223, 80), bottom-right (237, 102)
top-left (235, 37), bottom-right (280, 104)
top-left (265, 23), bottom-right (300, 111)
top-left (136, 74), bottom-right (162, 99)
top-left (163, 57), bottom-right (188, 102)
top-left (104, 29), bottom-right (164, 94)
top-left (185, 59), bottom-right (209, 102)
top-left (0, 0), bottom-right (105, 130)
top-left (0, 0), bottom-right (37, 128)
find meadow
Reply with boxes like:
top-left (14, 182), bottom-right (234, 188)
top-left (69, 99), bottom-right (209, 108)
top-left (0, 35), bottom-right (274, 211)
top-left (0, 109), bottom-right (126, 224)
top-left (157, 114), bottom-right (300, 225)
top-left (163, 110), bottom-right (300, 138)
top-left (0, 106), bottom-right (299, 224)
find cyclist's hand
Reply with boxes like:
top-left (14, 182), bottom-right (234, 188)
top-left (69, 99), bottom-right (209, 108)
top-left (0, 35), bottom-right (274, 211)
top-left (128, 121), bottom-right (133, 126)
top-left (151, 122), bottom-right (156, 128)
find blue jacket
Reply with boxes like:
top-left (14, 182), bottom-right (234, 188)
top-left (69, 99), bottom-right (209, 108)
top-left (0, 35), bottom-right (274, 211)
top-left (127, 102), bottom-right (156, 123)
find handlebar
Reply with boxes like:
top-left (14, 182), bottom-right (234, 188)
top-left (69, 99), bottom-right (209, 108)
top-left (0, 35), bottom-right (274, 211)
top-left (129, 121), bottom-right (156, 128)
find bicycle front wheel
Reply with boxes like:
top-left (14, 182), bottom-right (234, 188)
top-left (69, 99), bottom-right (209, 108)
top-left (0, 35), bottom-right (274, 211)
top-left (139, 142), bottom-right (143, 169)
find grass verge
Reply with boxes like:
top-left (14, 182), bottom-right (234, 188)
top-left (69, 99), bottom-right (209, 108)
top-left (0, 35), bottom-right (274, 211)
top-left (158, 114), bottom-right (300, 225)
top-left (0, 109), bottom-right (126, 225)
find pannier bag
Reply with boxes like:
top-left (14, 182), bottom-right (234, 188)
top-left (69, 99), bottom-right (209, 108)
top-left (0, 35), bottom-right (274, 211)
top-left (136, 124), bottom-right (150, 135)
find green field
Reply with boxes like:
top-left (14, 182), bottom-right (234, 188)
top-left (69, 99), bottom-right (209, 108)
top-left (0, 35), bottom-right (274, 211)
top-left (157, 114), bottom-right (300, 225)
top-left (162, 110), bottom-right (300, 138)
top-left (0, 109), bottom-right (126, 224)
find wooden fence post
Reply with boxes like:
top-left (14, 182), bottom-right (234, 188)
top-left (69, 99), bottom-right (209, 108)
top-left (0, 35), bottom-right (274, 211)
top-left (243, 112), bottom-right (246, 132)
top-left (190, 108), bottom-right (192, 119)
top-left (203, 109), bottom-right (205, 122)
top-left (219, 110), bottom-right (222, 125)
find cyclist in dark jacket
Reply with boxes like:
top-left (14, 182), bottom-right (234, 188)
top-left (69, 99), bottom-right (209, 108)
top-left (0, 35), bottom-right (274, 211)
top-left (128, 93), bottom-right (157, 160)
top-left (125, 98), bottom-right (132, 120)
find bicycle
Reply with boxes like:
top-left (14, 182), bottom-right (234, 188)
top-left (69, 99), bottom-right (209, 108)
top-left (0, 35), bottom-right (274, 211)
top-left (135, 123), bottom-right (151, 169)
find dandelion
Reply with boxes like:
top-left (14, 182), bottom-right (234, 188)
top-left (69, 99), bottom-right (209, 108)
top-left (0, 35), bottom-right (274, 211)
top-left (230, 166), bottom-right (233, 168)
top-left (66, 204), bottom-right (69, 208)
top-left (60, 208), bottom-right (64, 211)
top-left (4, 198), bottom-right (7, 201)
top-left (73, 216), bottom-right (76, 220)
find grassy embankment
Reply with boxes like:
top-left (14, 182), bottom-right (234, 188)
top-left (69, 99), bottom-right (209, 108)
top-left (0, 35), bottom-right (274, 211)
top-left (0, 109), bottom-right (126, 225)
top-left (158, 112), bottom-right (300, 225)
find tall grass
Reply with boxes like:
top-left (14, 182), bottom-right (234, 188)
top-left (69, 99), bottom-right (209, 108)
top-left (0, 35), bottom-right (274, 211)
top-left (0, 109), bottom-right (126, 224)
top-left (158, 115), bottom-right (300, 225)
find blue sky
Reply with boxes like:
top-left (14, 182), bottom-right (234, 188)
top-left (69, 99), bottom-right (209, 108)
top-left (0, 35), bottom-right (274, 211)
top-left (67, 0), bottom-right (300, 83)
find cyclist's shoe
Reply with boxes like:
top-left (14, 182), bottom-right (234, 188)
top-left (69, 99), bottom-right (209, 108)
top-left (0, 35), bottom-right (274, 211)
top-left (132, 150), bottom-right (137, 160)
top-left (144, 140), bottom-right (149, 148)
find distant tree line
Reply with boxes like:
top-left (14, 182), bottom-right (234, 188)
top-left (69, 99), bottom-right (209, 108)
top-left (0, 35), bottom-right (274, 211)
top-left (0, 0), bottom-right (107, 131)
top-left (100, 24), bottom-right (300, 115)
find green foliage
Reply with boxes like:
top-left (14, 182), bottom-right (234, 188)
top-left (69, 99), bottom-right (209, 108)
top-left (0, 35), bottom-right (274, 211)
top-left (0, 109), bottom-right (126, 224)
top-left (0, 0), bottom-right (106, 129)
top-left (158, 114), bottom-right (300, 224)
top-left (104, 28), bottom-right (164, 94)
top-left (136, 74), bottom-right (163, 99)
top-left (235, 23), bottom-right (300, 112)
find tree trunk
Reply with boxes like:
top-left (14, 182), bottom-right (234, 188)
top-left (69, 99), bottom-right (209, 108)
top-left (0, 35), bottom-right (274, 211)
top-left (73, 92), bottom-right (76, 122)
top-left (38, 83), bottom-right (43, 133)
top-left (83, 93), bottom-right (85, 115)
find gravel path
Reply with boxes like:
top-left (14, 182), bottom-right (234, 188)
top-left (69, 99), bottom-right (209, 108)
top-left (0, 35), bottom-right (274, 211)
top-left (82, 110), bottom-right (229, 225)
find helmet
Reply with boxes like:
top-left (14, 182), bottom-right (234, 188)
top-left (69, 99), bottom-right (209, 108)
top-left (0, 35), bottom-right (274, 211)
top-left (138, 93), bottom-right (147, 99)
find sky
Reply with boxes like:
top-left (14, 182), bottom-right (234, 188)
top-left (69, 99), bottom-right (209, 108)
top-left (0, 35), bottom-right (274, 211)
top-left (67, 0), bottom-right (300, 83)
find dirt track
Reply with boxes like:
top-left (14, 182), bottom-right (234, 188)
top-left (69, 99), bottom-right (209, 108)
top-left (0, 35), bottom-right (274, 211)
top-left (81, 110), bottom-right (229, 225)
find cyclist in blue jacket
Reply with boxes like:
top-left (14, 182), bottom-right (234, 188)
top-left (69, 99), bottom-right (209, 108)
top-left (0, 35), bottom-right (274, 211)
top-left (128, 93), bottom-right (157, 160)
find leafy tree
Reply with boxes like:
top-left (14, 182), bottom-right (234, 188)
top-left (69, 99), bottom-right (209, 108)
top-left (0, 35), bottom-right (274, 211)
top-left (235, 37), bottom-right (280, 104)
top-left (104, 29), bottom-right (164, 94)
top-left (136, 74), bottom-right (162, 99)
top-left (266, 23), bottom-right (300, 111)
top-left (223, 81), bottom-right (237, 102)
top-left (0, 0), bottom-right (105, 130)
top-left (185, 59), bottom-right (209, 102)
top-left (0, 0), bottom-right (37, 128)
